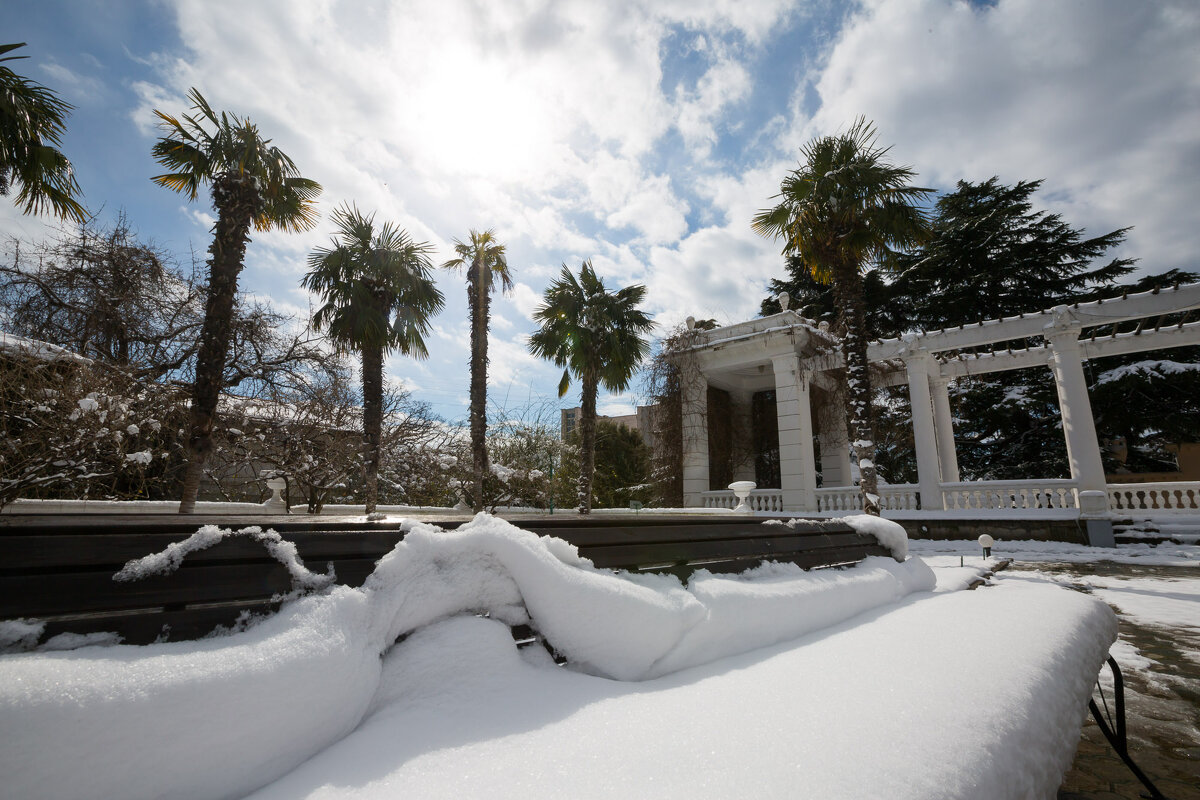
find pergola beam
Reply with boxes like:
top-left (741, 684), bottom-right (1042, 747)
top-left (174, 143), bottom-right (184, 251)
top-left (937, 319), bottom-right (1200, 379)
top-left (869, 283), bottom-right (1200, 359)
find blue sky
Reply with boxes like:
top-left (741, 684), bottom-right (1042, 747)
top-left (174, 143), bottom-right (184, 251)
top-left (3, 0), bottom-right (1198, 422)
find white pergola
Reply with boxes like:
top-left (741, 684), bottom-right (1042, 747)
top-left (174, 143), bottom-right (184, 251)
top-left (681, 283), bottom-right (1200, 529)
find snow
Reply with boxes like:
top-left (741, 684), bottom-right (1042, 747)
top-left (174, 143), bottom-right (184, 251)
top-left (768, 513), bottom-right (910, 559)
top-left (1013, 570), bottom-right (1200, 632)
top-left (0, 331), bottom-right (91, 364)
top-left (0, 515), bottom-right (1115, 800)
top-left (909, 537), bottom-right (1200, 567)
top-left (114, 524), bottom-right (336, 594)
top-left (1095, 358), bottom-right (1200, 385)
top-left (250, 584), bottom-right (1113, 800)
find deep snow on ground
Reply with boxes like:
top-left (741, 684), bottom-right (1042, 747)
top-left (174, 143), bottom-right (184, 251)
top-left (0, 516), bottom-right (1118, 800)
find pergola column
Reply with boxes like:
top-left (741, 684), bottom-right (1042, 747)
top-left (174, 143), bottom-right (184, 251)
top-left (730, 390), bottom-right (756, 482)
top-left (903, 347), bottom-right (944, 511)
top-left (1045, 315), bottom-right (1108, 517)
top-left (772, 354), bottom-right (817, 511)
top-left (681, 362), bottom-right (710, 507)
top-left (929, 375), bottom-right (960, 483)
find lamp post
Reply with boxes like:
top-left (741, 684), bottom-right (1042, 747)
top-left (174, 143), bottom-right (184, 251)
top-left (978, 533), bottom-right (994, 559)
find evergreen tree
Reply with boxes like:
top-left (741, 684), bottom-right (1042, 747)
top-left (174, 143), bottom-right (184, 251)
top-left (888, 178), bottom-right (1136, 327)
top-left (1087, 268), bottom-right (1200, 475)
top-left (584, 419), bottom-right (651, 509)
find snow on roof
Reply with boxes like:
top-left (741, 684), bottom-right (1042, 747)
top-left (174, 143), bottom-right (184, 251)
top-left (0, 514), bottom-right (1115, 800)
top-left (0, 332), bottom-right (91, 365)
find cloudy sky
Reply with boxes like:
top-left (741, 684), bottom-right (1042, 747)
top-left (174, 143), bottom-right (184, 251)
top-left (4, 0), bottom-right (1198, 421)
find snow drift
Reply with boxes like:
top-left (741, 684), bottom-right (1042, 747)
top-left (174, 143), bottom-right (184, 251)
top-left (0, 514), bottom-right (981, 800)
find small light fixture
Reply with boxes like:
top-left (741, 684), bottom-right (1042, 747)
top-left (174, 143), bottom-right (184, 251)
top-left (978, 534), bottom-right (995, 559)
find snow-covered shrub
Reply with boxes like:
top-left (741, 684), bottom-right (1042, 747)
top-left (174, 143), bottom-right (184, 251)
top-left (0, 357), bottom-right (189, 507)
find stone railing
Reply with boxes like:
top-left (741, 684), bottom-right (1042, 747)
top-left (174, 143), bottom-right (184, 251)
top-left (940, 479), bottom-right (1077, 510)
top-left (1108, 482), bottom-right (1200, 512)
top-left (816, 484), bottom-right (920, 512)
top-left (701, 489), bottom-right (785, 512)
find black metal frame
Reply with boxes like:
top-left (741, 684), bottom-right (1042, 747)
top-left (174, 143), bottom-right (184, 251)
top-left (1088, 656), bottom-right (1170, 800)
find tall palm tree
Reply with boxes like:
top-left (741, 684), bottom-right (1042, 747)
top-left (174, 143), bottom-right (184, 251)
top-left (442, 229), bottom-right (512, 512)
top-left (752, 118), bottom-right (929, 515)
top-left (152, 88), bottom-right (321, 513)
top-left (0, 43), bottom-right (86, 222)
top-left (529, 260), bottom-right (654, 514)
top-left (302, 204), bottom-right (444, 514)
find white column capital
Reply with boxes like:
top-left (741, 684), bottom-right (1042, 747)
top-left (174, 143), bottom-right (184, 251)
top-left (1044, 309), bottom-right (1084, 346)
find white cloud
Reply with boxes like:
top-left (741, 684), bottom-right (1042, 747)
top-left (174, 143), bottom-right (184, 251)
top-left (802, 0), bottom-right (1200, 275)
top-left (64, 0), bottom-right (1193, 426)
top-left (510, 282), bottom-right (545, 321)
top-left (674, 55), bottom-right (753, 158)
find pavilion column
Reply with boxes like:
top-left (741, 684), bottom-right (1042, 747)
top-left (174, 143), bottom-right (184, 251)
top-left (681, 362), bottom-right (710, 507)
top-left (929, 375), bottom-right (960, 484)
top-left (772, 354), bottom-right (817, 511)
top-left (730, 390), bottom-right (756, 483)
top-left (1045, 315), bottom-right (1109, 517)
top-left (817, 396), bottom-right (853, 488)
top-left (903, 347), bottom-right (944, 511)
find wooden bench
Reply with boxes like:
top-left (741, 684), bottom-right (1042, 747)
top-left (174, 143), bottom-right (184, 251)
top-left (0, 515), bottom-right (893, 647)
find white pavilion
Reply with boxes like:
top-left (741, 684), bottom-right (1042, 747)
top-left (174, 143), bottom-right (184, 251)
top-left (679, 283), bottom-right (1200, 544)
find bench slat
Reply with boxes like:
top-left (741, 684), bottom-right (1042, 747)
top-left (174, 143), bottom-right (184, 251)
top-left (38, 601), bottom-right (282, 646)
top-left (580, 531), bottom-right (876, 568)
top-left (0, 557), bottom-right (381, 618)
top-left (0, 531), bottom-right (405, 571)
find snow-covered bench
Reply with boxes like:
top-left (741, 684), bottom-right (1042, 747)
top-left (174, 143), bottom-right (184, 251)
top-left (0, 515), bottom-right (891, 647)
top-left (1, 514), bottom-right (1117, 800)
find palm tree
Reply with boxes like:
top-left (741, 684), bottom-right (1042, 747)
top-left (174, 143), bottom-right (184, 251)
top-left (302, 204), bottom-right (444, 514)
top-left (529, 260), bottom-right (654, 514)
top-left (0, 43), bottom-right (86, 222)
top-left (442, 229), bottom-right (512, 512)
top-left (752, 118), bottom-right (929, 515)
top-left (152, 88), bottom-right (321, 513)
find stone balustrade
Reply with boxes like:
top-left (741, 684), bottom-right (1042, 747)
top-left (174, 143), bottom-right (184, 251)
top-left (940, 480), bottom-right (1077, 510)
top-left (1108, 482), bottom-right (1200, 512)
top-left (703, 480), bottom-right (1198, 515)
top-left (701, 489), bottom-right (783, 512)
top-left (817, 485), bottom-right (920, 512)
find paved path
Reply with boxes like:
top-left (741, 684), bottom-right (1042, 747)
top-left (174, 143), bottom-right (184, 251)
top-left (1014, 563), bottom-right (1200, 800)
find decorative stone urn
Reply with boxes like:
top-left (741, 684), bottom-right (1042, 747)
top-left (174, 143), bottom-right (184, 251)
top-left (728, 480), bottom-right (757, 513)
top-left (263, 476), bottom-right (288, 514)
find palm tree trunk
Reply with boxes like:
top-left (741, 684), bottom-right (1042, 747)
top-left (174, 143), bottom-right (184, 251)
top-left (577, 373), bottom-right (598, 514)
top-left (468, 261), bottom-right (490, 513)
top-left (361, 342), bottom-right (384, 514)
top-left (832, 261), bottom-right (881, 516)
top-left (179, 174), bottom-right (260, 513)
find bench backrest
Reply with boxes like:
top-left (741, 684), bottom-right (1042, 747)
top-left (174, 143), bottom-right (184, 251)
top-left (0, 516), bottom-right (889, 646)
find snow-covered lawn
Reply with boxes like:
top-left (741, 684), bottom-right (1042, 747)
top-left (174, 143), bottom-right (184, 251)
top-left (1, 516), bottom-right (1119, 800)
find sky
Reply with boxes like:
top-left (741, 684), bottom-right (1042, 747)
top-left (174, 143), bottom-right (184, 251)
top-left (3, 0), bottom-right (1198, 423)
